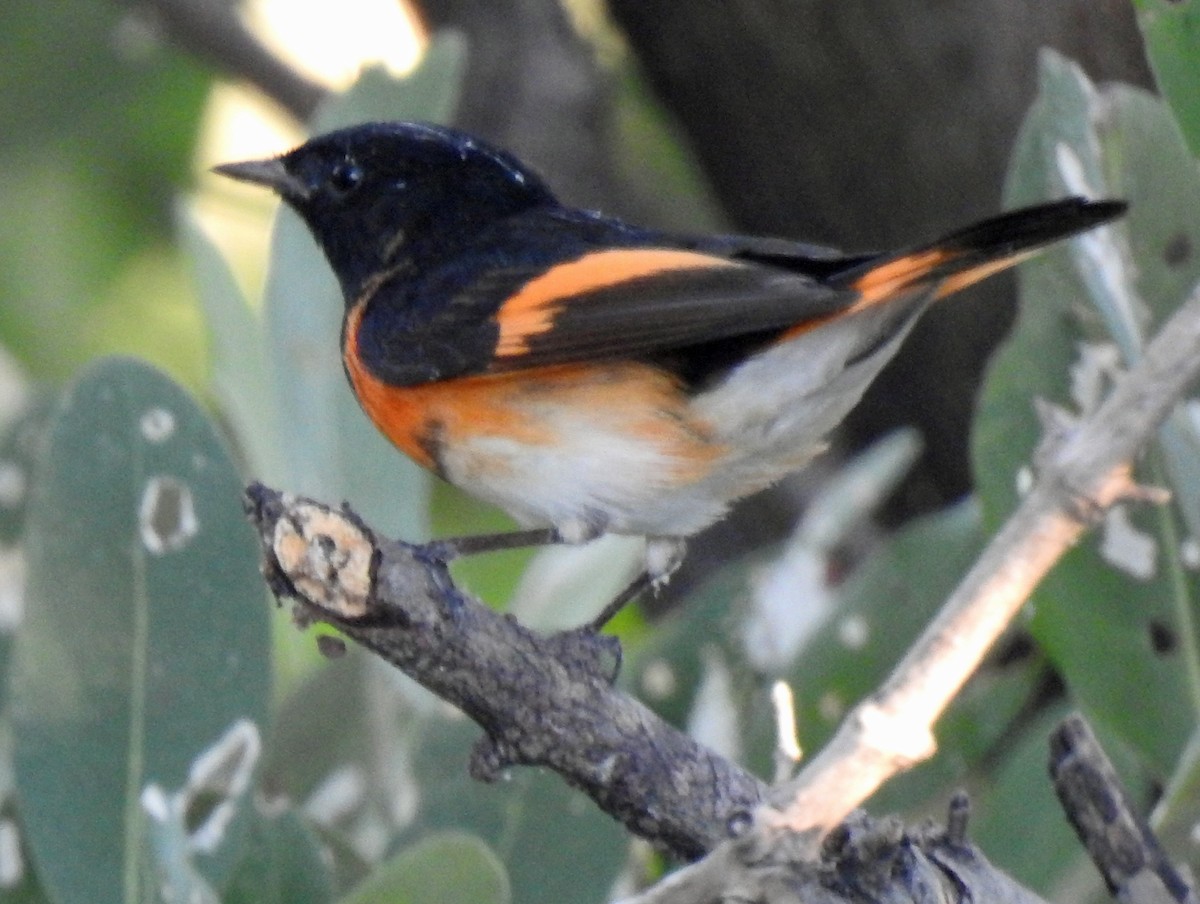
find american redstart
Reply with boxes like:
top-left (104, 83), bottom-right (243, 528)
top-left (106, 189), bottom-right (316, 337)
top-left (216, 121), bottom-right (1125, 627)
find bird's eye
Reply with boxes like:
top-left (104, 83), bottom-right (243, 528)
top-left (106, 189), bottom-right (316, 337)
top-left (328, 159), bottom-right (363, 195)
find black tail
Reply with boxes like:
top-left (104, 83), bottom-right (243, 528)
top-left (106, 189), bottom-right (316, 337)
top-left (835, 197), bottom-right (1127, 304)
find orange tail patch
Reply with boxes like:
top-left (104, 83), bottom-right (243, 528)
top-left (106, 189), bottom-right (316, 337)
top-left (850, 248), bottom-right (959, 305)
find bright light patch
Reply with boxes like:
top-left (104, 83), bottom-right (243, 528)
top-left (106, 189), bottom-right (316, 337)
top-left (246, 0), bottom-right (423, 89)
top-left (197, 82), bottom-right (303, 170)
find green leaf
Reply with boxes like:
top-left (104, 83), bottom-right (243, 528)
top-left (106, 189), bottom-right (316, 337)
top-left (0, 857), bottom-right (52, 904)
top-left (622, 563), bottom-right (744, 741)
top-left (266, 653), bottom-right (626, 904)
top-left (403, 720), bottom-right (627, 904)
top-left (176, 207), bottom-right (286, 483)
top-left (0, 393), bottom-right (54, 547)
top-left (1153, 723), bottom-right (1200, 863)
top-left (221, 809), bottom-right (334, 904)
top-left (140, 787), bottom-right (221, 904)
top-left (0, 811), bottom-right (51, 904)
top-left (0, 0), bottom-right (209, 382)
top-left (259, 650), bottom-right (376, 811)
top-left (966, 706), bottom-right (1088, 892)
top-left (784, 502), bottom-right (985, 757)
top-left (11, 358), bottom-right (270, 904)
top-left (975, 51), bottom-right (1200, 780)
top-left (1133, 0), bottom-right (1200, 158)
top-left (340, 833), bottom-right (508, 904)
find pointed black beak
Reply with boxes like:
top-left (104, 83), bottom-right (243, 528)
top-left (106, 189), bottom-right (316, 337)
top-left (212, 157), bottom-right (311, 201)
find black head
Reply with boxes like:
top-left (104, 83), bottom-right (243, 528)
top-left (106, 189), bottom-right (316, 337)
top-left (214, 122), bottom-right (558, 302)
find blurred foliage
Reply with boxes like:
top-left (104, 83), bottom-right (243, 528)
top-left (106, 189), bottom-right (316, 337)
top-left (337, 833), bottom-right (509, 904)
top-left (0, 0), bottom-right (209, 386)
top-left (978, 47), bottom-right (1200, 791)
top-left (969, 49), bottom-right (1200, 894)
top-left (1132, 0), bottom-right (1200, 157)
top-left (0, 3), bottom-right (1196, 904)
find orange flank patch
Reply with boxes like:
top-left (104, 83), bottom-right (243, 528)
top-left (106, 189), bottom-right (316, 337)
top-left (343, 304), bottom-right (723, 481)
top-left (343, 304), bottom-right (550, 469)
top-left (494, 248), bottom-right (739, 357)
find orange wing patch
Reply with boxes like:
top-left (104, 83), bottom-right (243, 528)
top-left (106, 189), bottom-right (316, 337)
top-left (494, 248), bottom-right (740, 357)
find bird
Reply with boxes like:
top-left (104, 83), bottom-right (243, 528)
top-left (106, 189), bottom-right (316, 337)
top-left (216, 120), bottom-right (1125, 629)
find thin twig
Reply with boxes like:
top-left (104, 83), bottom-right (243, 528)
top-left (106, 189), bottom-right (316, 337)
top-left (762, 283), bottom-right (1200, 842)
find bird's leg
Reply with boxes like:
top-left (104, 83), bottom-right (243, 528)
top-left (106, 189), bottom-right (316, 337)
top-left (420, 513), bottom-right (610, 563)
top-left (420, 526), bottom-right (563, 562)
top-left (586, 570), bottom-right (655, 632)
top-left (422, 528), bottom-right (686, 682)
top-left (543, 538), bottom-right (687, 684)
top-left (585, 537), bottom-right (688, 631)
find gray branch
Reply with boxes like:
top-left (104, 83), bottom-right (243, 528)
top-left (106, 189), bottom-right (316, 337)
top-left (242, 486), bottom-right (765, 860)
top-left (1050, 715), bottom-right (1198, 904)
top-left (617, 803), bottom-right (1051, 904)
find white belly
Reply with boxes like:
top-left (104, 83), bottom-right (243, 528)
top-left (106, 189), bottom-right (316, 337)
top-left (440, 297), bottom-right (928, 540)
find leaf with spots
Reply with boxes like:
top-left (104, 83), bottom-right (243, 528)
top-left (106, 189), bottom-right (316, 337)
top-left (11, 358), bottom-right (270, 904)
top-left (974, 51), bottom-right (1200, 790)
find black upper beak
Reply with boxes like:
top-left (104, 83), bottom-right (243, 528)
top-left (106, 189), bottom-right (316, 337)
top-left (212, 158), bottom-right (311, 201)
